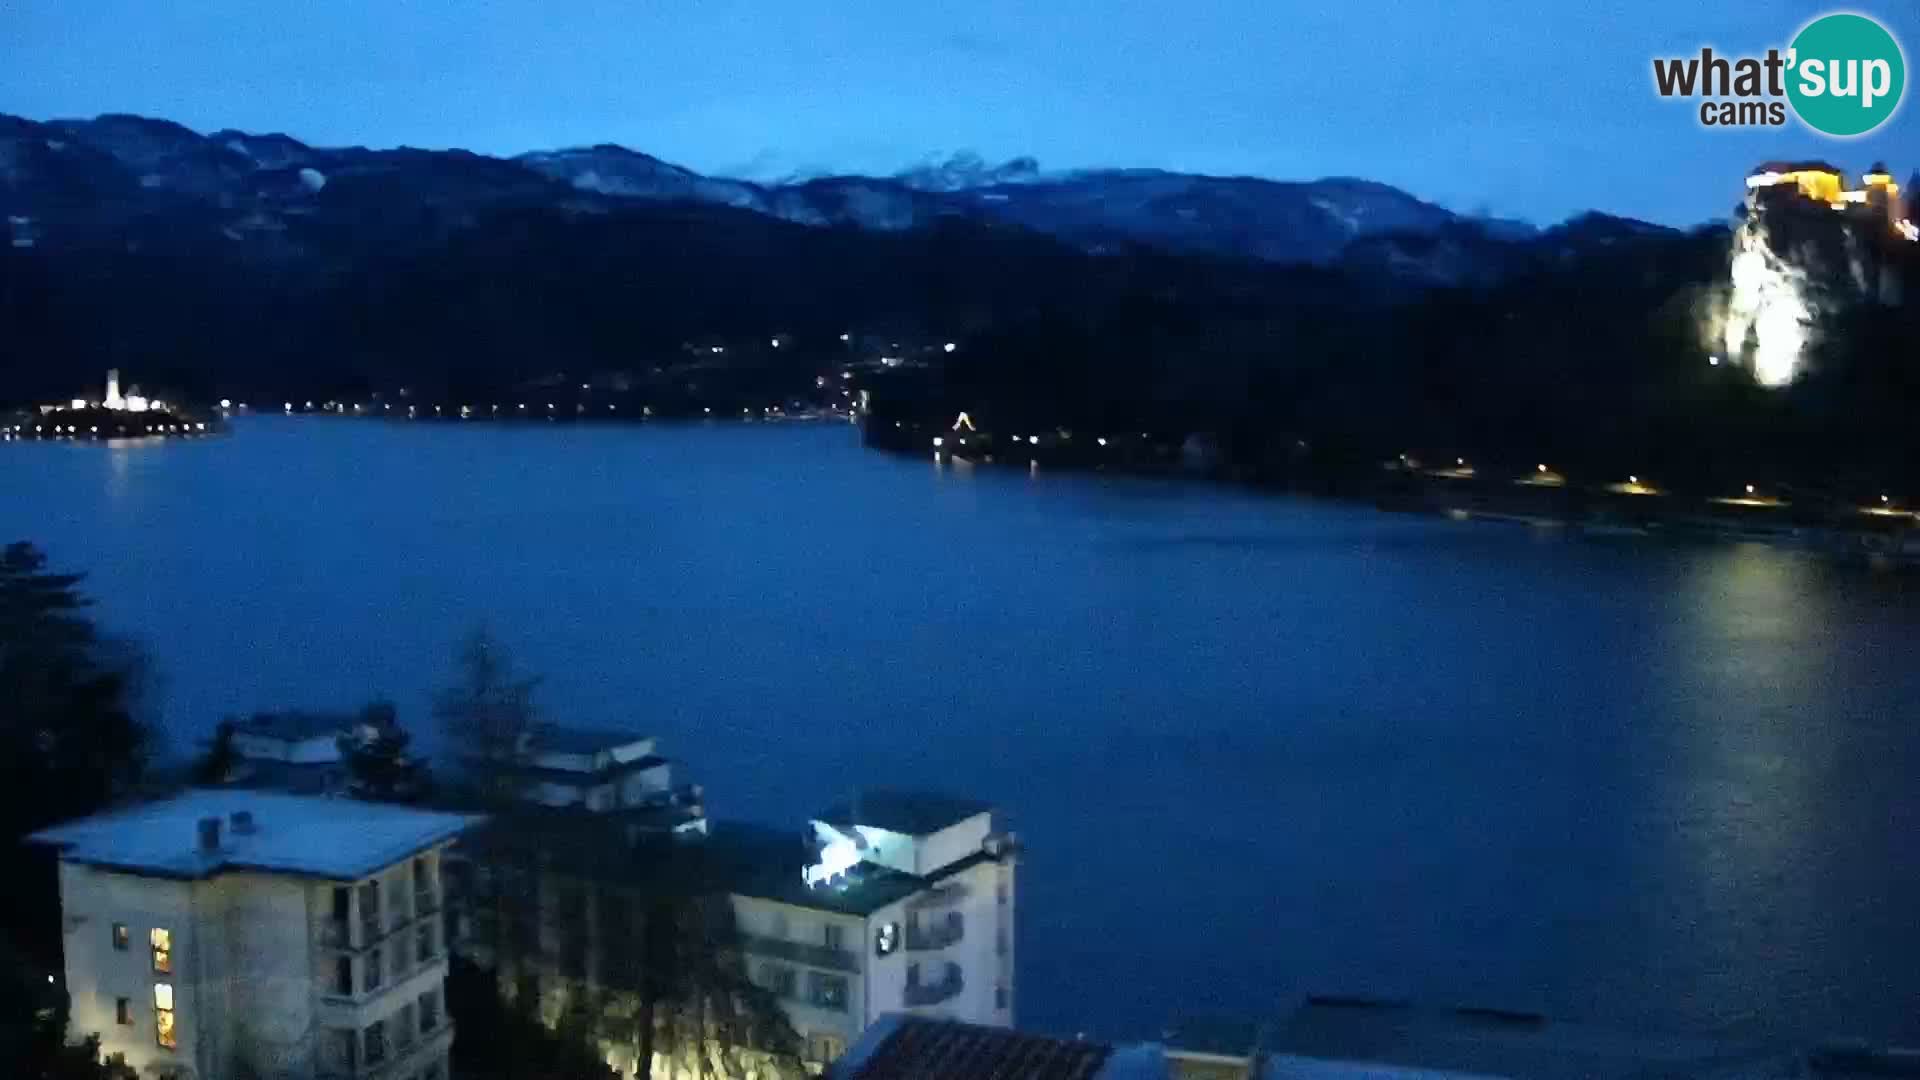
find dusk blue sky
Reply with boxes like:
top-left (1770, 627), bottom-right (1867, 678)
top-left (5, 0), bottom-right (1919, 226)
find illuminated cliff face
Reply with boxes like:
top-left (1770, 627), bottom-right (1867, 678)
top-left (1721, 219), bottom-right (1814, 387)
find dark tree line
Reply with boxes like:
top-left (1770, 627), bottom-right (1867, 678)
top-left (0, 542), bottom-right (155, 1078)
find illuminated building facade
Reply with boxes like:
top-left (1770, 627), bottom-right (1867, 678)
top-left (726, 792), bottom-right (1019, 1070)
top-left (30, 791), bottom-right (477, 1080)
top-left (1721, 161), bottom-right (1912, 387)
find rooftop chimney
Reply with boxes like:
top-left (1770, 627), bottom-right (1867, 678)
top-left (229, 810), bottom-right (255, 836)
top-left (197, 816), bottom-right (222, 853)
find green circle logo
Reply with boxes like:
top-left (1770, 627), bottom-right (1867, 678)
top-left (1787, 13), bottom-right (1905, 136)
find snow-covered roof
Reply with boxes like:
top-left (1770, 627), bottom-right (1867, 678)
top-left (28, 790), bottom-right (482, 882)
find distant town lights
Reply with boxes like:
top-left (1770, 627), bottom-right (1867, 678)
top-left (219, 398), bottom-right (231, 409)
top-left (1746, 484), bottom-right (1756, 494)
top-left (943, 342), bottom-right (957, 353)
top-left (1028, 435), bottom-right (1039, 445)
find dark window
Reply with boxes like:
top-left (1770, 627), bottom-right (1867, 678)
top-left (996, 985), bottom-right (1009, 1009)
top-left (997, 928), bottom-right (1008, 956)
top-left (115, 997), bottom-right (132, 1025)
top-left (807, 971), bottom-right (848, 1012)
top-left (362, 1019), bottom-right (386, 1066)
top-left (823, 923), bottom-right (843, 951)
top-left (112, 923), bottom-right (129, 951)
top-left (363, 943), bottom-right (383, 993)
top-left (417, 922), bottom-right (434, 963)
top-left (334, 955), bottom-right (352, 996)
top-left (358, 880), bottom-right (380, 940)
top-left (418, 988), bottom-right (441, 1032)
top-left (331, 886), bottom-right (350, 921)
top-left (763, 964), bottom-right (796, 998)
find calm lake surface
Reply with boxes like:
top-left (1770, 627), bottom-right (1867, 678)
top-left (7, 416), bottom-right (1920, 1045)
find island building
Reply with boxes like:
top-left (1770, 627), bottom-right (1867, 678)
top-left (28, 790), bottom-right (481, 1080)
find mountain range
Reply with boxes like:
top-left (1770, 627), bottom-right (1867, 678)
top-left (1, 112), bottom-right (1674, 274)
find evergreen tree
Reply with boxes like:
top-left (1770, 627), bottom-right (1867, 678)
top-left (433, 627), bottom-right (539, 805)
top-left (339, 700), bottom-right (431, 803)
top-left (193, 720), bottom-right (239, 785)
top-left (0, 542), bottom-right (153, 1076)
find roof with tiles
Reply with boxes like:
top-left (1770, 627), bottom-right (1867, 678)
top-left (831, 1015), bottom-right (1159, 1080)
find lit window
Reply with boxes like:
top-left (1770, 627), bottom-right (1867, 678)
top-left (874, 922), bottom-right (899, 956)
top-left (112, 923), bottom-right (129, 951)
top-left (154, 983), bottom-right (175, 1049)
top-left (150, 928), bottom-right (172, 974)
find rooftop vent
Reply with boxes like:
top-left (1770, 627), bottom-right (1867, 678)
top-left (197, 816), bottom-right (222, 853)
top-left (230, 810), bottom-right (255, 835)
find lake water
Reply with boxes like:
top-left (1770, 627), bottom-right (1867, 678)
top-left (7, 416), bottom-right (1920, 1046)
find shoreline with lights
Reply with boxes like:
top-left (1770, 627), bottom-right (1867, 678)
top-left (4, 370), bottom-right (219, 443)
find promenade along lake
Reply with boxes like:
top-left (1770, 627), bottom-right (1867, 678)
top-left (7, 415), bottom-right (1920, 1044)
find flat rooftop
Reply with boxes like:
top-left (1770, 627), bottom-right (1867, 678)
top-left (29, 789), bottom-right (481, 882)
top-left (1261, 998), bottom-right (1792, 1080)
top-left (530, 724), bottom-right (654, 755)
top-left (230, 710), bottom-right (353, 741)
top-left (815, 789), bottom-right (992, 836)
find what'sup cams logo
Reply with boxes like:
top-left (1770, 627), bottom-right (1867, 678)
top-left (1653, 12), bottom-right (1905, 136)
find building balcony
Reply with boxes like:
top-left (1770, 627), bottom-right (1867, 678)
top-left (739, 933), bottom-right (860, 974)
top-left (317, 956), bottom-right (449, 1025)
top-left (318, 1023), bottom-right (453, 1080)
top-left (904, 961), bottom-right (964, 1007)
top-left (904, 911), bottom-right (964, 951)
top-left (904, 882), bottom-right (967, 911)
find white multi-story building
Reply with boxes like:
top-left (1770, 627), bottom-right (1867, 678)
top-left (30, 790), bottom-right (481, 1080)
top-left (221, 712), bottom-right (356, 795)
top-left (722, 791), bottom-right (1020, 1069)
top-left (508, 726), bottom-right (703, 828)
top-left (462, 788), bottom-right (1019, 1077)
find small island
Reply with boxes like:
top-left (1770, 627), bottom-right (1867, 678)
top-left (3, 369), bottom-right (219, 442)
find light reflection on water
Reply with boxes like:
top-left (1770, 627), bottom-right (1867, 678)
top-left (4, 417), bottom-right (1920, 1044)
